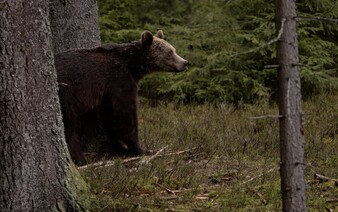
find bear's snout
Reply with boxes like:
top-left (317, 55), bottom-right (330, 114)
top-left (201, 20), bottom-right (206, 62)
top-left (177, 59), bottom-right (189, 72)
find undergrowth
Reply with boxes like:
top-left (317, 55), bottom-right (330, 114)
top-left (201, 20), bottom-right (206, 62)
top-left (81, 93), bottom-right (338, 211)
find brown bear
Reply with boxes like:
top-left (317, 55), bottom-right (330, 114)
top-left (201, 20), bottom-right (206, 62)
top-left (55, 30), bottom-right (188, 165)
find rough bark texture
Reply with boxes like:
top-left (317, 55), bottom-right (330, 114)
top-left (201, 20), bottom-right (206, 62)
top-left (276, 0), bottom-right (307, 211)
top-left (49, 0), bottom-right (101, 53)
top-left (0, 1), bottom-right (89, 210)
top-left (49, 0), bottom-right (103, 162)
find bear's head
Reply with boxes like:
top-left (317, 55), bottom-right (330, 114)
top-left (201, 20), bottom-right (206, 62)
top-left (141, 30), bottom-right (188, 72)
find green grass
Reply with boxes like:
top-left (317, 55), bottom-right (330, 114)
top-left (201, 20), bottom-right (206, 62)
top-left (81, 93), bottom-right (338, 211)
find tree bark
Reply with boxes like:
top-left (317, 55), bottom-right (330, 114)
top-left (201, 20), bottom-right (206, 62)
top-left (49, 0), bottom-right (101, 53)
top-left (49, 0), bottom-right (103, 161)
top-left (276, 0), bottom-right (307, 211)
top-left (0, 1), bottom-right (90, 210)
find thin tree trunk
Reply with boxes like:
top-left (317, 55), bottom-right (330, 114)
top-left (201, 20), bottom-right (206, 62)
top-left (0, 1), bottom-right (90, 210)
top-left (49, 0), bottom-right (101, 53)
top-left (276, 0), bottom-right (307, 211)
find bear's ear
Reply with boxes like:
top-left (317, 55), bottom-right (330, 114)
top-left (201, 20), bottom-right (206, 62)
top-left (141, 31), bottom-right (153, 49)
top-left (155, 30), bottom-right (164, 39)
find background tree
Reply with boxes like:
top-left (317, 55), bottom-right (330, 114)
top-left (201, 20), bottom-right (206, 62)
top-left (49, 0), bottom-right (101, 53)
top-left (276, 0), bottom-right (306, 210)
top-left (0, 1), bottom-right (90, 210)
top-left (50, 0), bottom-right (103, 156)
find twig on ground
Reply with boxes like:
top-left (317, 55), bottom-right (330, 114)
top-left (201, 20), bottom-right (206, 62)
top-left (241, 167), bottom-right (277, 185)
top-left (78, 146), bottom-right (198, 170)
top-left (154, 182), bottom-right (175, 194)
top-left (314, 173), bottom-right (338, 186)
top-left (249, 188), bottom-right (268, 205)
top-left (209, 191), bottom-right (224, 204)
top-left (162, 147), bottom-right (198, 157)
top-left (140, 145), bottom-right (168, 164)
top-left (155, 188), bottom-right (197, 196)
top-left (78, 160), bottom-right (113, 170)
top-left (195, 195), bottom-right (209, 200)
top-left (326, 198), bottom-right (338, 203)
top-left (248, 114), bottom-right (283, 120)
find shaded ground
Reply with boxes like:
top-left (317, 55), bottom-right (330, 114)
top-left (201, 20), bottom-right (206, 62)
top-left (80, 94), bottom-right (338, 211)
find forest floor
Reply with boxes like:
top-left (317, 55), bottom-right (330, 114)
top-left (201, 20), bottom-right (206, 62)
top-left (79, 93), bottom-right (338, 211)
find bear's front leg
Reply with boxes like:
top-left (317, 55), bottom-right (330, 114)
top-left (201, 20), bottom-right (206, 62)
top-left (102, 96), bottom-right (145, 156)
top-left (114, 106), bottom-right (144, 156)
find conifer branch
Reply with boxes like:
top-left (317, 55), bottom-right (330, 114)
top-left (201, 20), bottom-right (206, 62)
top-left (228, 18), bottom-right (286, 58)
top-left (296, 16), bottom-right (338, 24)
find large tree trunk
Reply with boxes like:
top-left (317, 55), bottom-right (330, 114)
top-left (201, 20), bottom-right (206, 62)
top-left (49, 0), bottom-right (104, 162)
top-left (49, 0), bottom-right (101, 53)
top-left (0, 1), bottom-right (90, 210)
top-left (276, 0), bottom-right (307, 211)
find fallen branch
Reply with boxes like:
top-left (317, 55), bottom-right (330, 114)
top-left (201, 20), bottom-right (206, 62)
top-left (314, 174), bottom-right (338, 186)
top-left (78, 148), bottom-right (166, 170)
top-left (209, 191), bottom-right (224, 204)
top-left (241, 167), bottom-right (277, 185)
top-left (78, 146), bottom-right (197, 170)
top-left (326, 198), bottom-right (338, 203)
top-left (140, 145), bottom-right (168, 164)
top-left (155, 187), bottom-right (201, 196)
top-left (195, 195), bottom-right (209, 200)
top-left (78, 159), bottom-right (114, 170)
top-left (154, 182), bottom-right (175, 194)
top-left (142, 185), bottom-right (223, 199)
top-left (249, 188), bottom-right (268, 205)
top-left (162, 147), bottom-right (198, 157)
top-left (248, 114), bottom-right (283, 120)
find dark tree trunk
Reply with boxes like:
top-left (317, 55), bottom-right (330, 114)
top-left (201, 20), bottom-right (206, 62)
top-left (0, 1), bottom-right (90, 210)
top-left (276, 0), bottom-right (307, 211)
top-left (49, 0), bottom-right (104, 162)
top-left (49, 0), bottom-right (101, 53)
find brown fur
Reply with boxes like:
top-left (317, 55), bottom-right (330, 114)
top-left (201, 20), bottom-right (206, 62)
top-left (55, 30), bottom-right (188, 165)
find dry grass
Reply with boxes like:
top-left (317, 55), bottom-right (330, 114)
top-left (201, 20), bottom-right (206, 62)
top-left (80, 93), bottom-right (338, 211)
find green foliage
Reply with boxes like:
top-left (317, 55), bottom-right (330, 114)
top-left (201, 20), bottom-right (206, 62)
top-left (297, 0), bottom-right (338, 98)
top-left (98, 0), bottom-right (338, 103)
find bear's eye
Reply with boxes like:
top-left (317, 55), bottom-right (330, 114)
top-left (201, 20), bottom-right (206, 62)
top-left (168, 51), bottom-right (173, 56)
